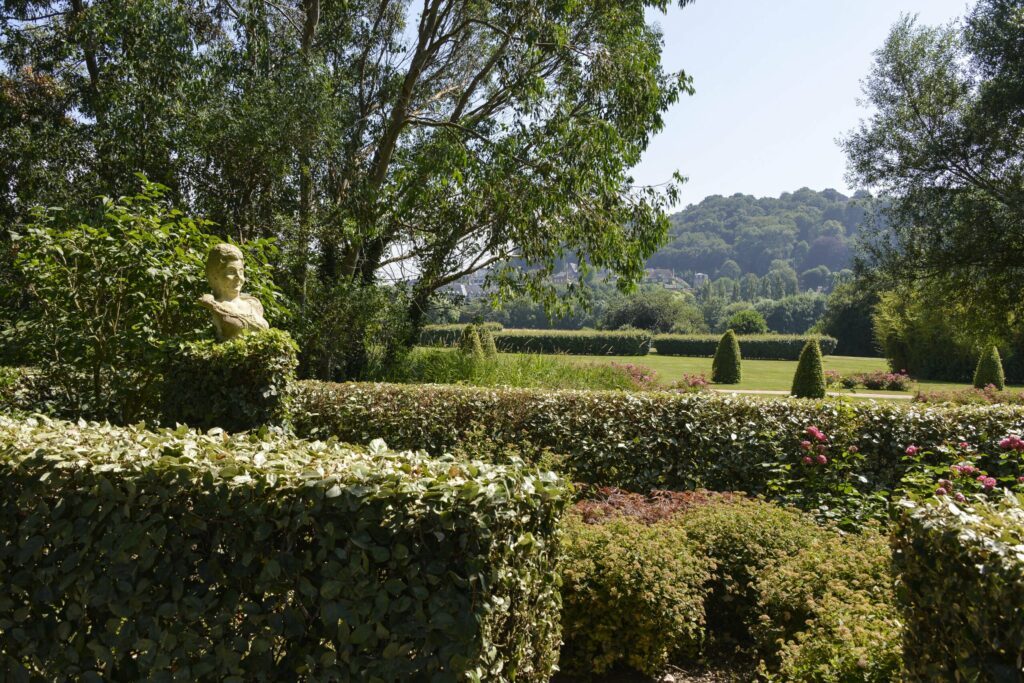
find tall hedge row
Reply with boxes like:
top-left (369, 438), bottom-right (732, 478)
top-left (420, 326), bottom-right (652, 356)
top-left (0, 415), bottom-right (566, 681)
top-left (654, 334), bottom-right (838, 360)
top-left (292, 380), bottom-right (1024, 494)
top-left (894, 495), bottom-right (1024, 681)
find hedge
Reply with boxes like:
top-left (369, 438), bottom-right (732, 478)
top-left (0, 414), bottom-right (566, 681)
top-left (654, 334), bottom-right (838, 360)
top-left (421, 326), bottom-right (652, 356)
top-left (162, 329), bottom-right (299, 432)
top-left (894, 494), bottom-right (1024, 681)
top-left (292, 380), bottom-right (1024, 495)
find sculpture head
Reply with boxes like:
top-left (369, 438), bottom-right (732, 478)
top-left (205, 243), bottom-right (246, 301)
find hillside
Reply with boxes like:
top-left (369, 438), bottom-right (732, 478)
top-left (648, 188), bottom-right (875, 278)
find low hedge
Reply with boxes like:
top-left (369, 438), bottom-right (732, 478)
top-left (0, 414), bottom-right (566, 681)
top-left (421, 326), bottom-right (652, 356)
top-left (654, 334), bottom-right (838, 360)
top-left (162, 328), bottom-right (299, 431)
top-left (894, 494), bottom-right (1024, 681)
top-left (293, 380), bottom-right (1024, 496)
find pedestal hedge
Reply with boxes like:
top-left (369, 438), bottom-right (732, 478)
top-left (0, 415), bottom-right (565, 681)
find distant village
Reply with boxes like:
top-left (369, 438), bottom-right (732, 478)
top-left (440, 263), bottom-right (707, 299)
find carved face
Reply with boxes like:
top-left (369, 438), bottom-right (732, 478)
top-left (210, 258), bottom-right (245, 300)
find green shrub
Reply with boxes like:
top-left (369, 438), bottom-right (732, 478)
top-left (973, 344), bottom-right (1006, 390)
top-left (727, 309), bottom-right (769, 334)
top-left (458, 324), bottom-right (484, 357)
top-left (161, 329), bottom-right (299, 431)
top-left (421, 326), bottom-right (652, 356)
top-left (477, 324), bottom-right (498, 357)
top-left (559, 513), bottom-right (709, 677)
top-left (0, 414), bottom-right (566, 681)
top-left (712, 330), bottom-right (742, 384)
top-left (9, 179), bottom-right (282, 423)
top-left (894, 494), bottom-right (1024, 682)
top-left (293, 381), bottom-right (1024, 503)
top-left (792, 340), bottom-right (826, 399)
top-left (654, 334), bottom-right (837, 360)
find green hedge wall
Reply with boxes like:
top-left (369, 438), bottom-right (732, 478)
top-left (292, 381), bottom-right (1024, 494)
top-left (421, 326), bottom-right (652, 356)
top-left (0, 415), bottom-right (566, 681)
top-left (162, 329), bottom-right (299, 432)
top-left (653, 334), bottom-right (838, 360)
top-left (894, 495), bottom-right (1024, 681)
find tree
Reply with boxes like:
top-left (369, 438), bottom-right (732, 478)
top-left (843, 3), bottom-right (1024, 336)
top-left (1, 0), bottom-right (696, 378)
top-left (791, 340), bottom-right (826, 399)
top-left (816, 281), bottom-right (880, 357)
top-left (711, 330), bottom-right (741, 384)
top-left (601, 287), bottom-right (705, 334)
top-left (726, 309), bottom-right (768, 335)
top-left (973, 345), bottom-right (1006, 390)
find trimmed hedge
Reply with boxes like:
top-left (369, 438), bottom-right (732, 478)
top-left (421, 326), bottom-right (652, 356)
top-left (292, 380), bottom-right (1024, 494)
top-left (791, 339), bottom-right (826, 399)
top-left (0, 414), bottom-right (566, 681)
top-left (894, 494), bottom-right (1024, 682)
top-left (161, 329), bottom-right (299, 432)
top-left (974, 345), bottom-right (1006, 390)
top-left (711, 330), bottom-right (742, 384)
top-left (420, 323), bottom-right (503, 347)
top-left (654, 334), bottom-right (838, 360)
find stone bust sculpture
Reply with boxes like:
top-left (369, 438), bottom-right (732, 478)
top-left (198, 243), bottom-right (269, 341)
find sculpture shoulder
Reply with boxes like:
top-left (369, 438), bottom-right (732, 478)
top-left (240, 293), bottom-right (265, 315)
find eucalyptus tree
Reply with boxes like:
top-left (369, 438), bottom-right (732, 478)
top-left (1, 0), bottom-right (695, 376)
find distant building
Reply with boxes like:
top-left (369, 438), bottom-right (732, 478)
top-left (693, 272), bottom-right (710, 288)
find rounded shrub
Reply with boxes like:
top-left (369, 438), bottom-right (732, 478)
top-left (711, 330), bottom-right (742, 384)
top-left (791, 339), bottom-right (826, 399)
top-left (973, 345), bottom-right (1006, 390)
top-left (458, 324), bottom-right (483, 357)
top-left (477, 324), bottom-right (498, 357)
top-left (727, 309), bottom-right (769, 335)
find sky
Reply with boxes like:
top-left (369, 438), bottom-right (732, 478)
top-left (633, 0), bottom-right (976, 208)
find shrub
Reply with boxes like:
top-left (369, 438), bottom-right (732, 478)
top-left (477, 324), bottom-right (498, 357)
top-left (293, 381), bottom-right (1024, 509)
top-left (10, 179), bottom-right (282, 423)
top-left (419, 323), bottom-right (503, 347)
top-left (727, 309), bottom-right (769, 334)
top-left (0, 414), bottom-right (566, 681)
top-left (671, 373), bottom-right (710, 393)
top-left (841, 370), bottom-right (913, 392)
top-left (791, 340), bottom-right (826, 399)
top-left (914, 386), bottom-right (1024, 405)
top-left (974, 344), bottom-right (1006, 390)
top-left (559, 513), bottom-right (709, 677)
top-left (894, 494), bottom-right (1024, 682)
top-left (459, 324), bottom-right (484, 357)
top-left (712, 330), bottom-right (742, 384)
top-left (422, 327), bottom-right (652, 356)
top-left (161, 329), bottom-right (299, 431)
top-left (654, 334), bottom-right (837, 360)
top-left (608, 362), bottom-right (659, 389)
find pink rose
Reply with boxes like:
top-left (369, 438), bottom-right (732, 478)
top-left (982, 477), bottom-right (997, 490)
top-left (802, 456), bottom-right (813, 465)
top-left (958, 442), bottom-right (969, 449)
top-left (800, 440), bottom-right (812, 450)
top-left (935, 487), bottom-right (948, 496)
top-left (848, 445), bottom-right (859, 453)
top-left (905, 445), bottom-right (919, 456)
top-left (955, 492), bottom-right (967, 502)
top-left (815, 454), bottom-right (828, 465)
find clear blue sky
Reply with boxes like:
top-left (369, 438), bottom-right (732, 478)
top-left (633, 0), bottom-right (975, 208)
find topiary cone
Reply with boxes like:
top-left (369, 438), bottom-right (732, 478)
top-left (973, 345), bottom-right (1005, 390)
top-left (477, 324), bottom-right (498, 357)
top-left (711, 330), bottom-right (742, 384)
top-left (791, 339), bottom-right (826, 399)
top-left (458, 324), bottom-right (484, 358)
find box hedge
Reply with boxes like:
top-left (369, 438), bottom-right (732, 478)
top-left (894, 494), bottom-right (1024, 682)
top-left (654, 334), bottom-right (838, 360)
top-left (161, 328), bottom-right (299, 432)
top-left (420, 326), bottom-right (652, 356)
top-left (293, 380), bottom-right (1024, 496)
top-left (0, 414), bottom-right (566, 681)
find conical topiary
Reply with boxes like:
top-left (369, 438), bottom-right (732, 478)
top-left (711, 330), bottom-right (742, 384)
top-left (973, 345), bottom-right (1005, 390)
top-left (791, 339), bottom-right (826, 399)
top-left (477, 324), bottom-right (498, 357)
top-left (458, 324), bottom-right (484, 358)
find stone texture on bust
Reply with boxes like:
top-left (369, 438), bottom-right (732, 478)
top-left (200, 243), bottom-right (270, 341)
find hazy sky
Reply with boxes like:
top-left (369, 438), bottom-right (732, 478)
top-left (633, 0), bottom-right (976, 208)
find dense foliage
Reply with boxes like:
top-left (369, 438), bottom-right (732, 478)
top-left (654, 334), bottom-right (837, 360)
top-left (458, 324), bottom-right (484, 358)
top-left (711, 330), bottom-right (742, 384)
top-left (726, 309), bottom-right (768, 334)
top-left (0, 414), bottom-right (566, 681)
top-left (7, 180), bottom-right (280, 423)
top-left (817, 281), bottom-right (881, 357)
top-left (894, 494), bottom-right (1024, 681)
top-left (791, 340), bottom-right (826, 399)
top-left (974, 345), bottom-right (1006, 390)
top-left (292, 381), bottom-right (1024, 525)
top-left (423, 328), bottom-right (653, 356)
top-left (600, 287), bottom-right (706, 333)
top-left (162, 329), bottom-right (298, 431)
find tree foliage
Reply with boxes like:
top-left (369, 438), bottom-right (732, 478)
top-left (711, 330), bottom-right (741, 384)
top-left (844, 2), bottom-right (1024, 335)
top-left (791, 340), bottom-right (826, 399)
